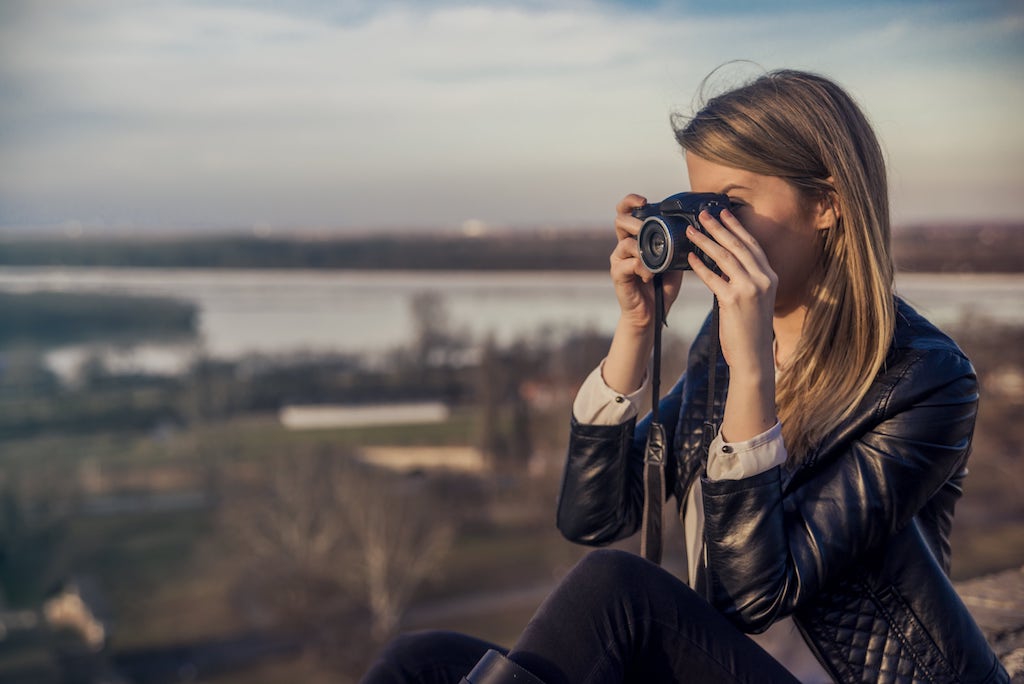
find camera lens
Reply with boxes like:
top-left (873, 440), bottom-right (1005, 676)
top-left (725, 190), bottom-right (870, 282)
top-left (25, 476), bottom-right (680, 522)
top-left (639, 217), bottom-right (677, 272)
top-left (639, 219), bottom-right (669, 271)
top-left (639, 216), bottom-right (692, 273)
top-left (649, 232), bottom-right (666, 258)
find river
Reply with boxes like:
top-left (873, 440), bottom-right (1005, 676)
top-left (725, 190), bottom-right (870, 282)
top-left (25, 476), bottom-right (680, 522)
top-left (1, 267), bottom-right (1022, 377)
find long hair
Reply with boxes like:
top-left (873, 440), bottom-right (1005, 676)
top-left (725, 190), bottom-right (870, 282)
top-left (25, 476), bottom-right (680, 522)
top-left (674, 69), bottom-right (896, 463)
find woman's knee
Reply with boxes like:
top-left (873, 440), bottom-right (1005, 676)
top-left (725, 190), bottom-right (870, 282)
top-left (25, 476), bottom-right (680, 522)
top-left (568, 548), bottom-right (653, 594)
top-left (361, 630), bottom-right (499, 684)
top-left (376, 630), bottom-right (440, 663)
top-left (565, 548), bottom-right (698, 614)
top-left (361, 631), bottom-right (435, 684)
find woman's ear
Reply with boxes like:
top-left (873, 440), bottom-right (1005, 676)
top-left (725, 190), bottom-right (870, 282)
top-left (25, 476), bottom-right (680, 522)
top-left (813, 177), bottom-right (841, 231)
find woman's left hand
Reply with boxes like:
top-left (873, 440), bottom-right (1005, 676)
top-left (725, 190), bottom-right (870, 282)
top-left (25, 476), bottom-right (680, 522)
top-left (686, 208), bottom-right (779, 441)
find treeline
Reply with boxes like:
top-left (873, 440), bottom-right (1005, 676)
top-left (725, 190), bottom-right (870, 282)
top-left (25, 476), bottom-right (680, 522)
top-left (0, 291), bottom-right (197, 347)
top-left (894, 223), bottom-right (1024, 273)
top-left (2, 223), bottom-right (1017, 271)
top-left (0, 231), bottom-right (614, 271)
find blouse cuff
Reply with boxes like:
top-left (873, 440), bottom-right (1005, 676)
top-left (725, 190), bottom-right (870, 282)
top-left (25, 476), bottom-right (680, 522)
top-left (571, 359), bottom-right (648, 426)
top-left (706, 421), bottom-right (786, 481)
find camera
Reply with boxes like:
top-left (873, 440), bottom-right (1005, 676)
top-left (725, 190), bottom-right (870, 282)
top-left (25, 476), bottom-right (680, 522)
top-left (632, 192), bottom-right (732, 274)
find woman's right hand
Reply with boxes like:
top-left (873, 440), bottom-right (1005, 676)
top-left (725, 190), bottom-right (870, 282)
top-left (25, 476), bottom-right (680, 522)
top-left (611, 194), bottom-right (683, 331)
top-left (600, 194), bottom-right (684, 395)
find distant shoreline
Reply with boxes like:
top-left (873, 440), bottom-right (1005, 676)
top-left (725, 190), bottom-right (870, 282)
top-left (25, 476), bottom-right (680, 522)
top-left (1, 223), bottom-right (1021, 273)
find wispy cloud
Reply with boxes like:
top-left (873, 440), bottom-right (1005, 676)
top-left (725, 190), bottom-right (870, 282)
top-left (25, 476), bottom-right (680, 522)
top-left (1, 0), bottom-right (1021, 231)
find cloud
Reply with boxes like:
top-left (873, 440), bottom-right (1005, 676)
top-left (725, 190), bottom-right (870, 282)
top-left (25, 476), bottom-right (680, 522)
top-left (1, 0), bottom-right (1022, 230)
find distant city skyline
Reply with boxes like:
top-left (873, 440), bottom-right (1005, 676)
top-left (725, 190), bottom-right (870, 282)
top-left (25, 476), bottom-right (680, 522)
top-left (1, 0), bottom-right (1022, 234)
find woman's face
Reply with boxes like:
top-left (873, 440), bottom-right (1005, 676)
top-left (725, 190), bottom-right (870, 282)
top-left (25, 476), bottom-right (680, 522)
top-left (685, 153), bottom-right (830, 315)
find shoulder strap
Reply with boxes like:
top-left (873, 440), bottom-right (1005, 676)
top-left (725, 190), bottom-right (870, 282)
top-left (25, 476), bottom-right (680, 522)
top-left (640, 277), bottom-right (720, 565)
top-left (703, 297), bottom-right (720, 456)
top-left (641, 274), bottom-right (667, 563)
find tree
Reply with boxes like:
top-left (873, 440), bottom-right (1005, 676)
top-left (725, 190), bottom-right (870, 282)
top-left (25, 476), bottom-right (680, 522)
top-left (475, 336), bottom-right (535, 472)
top-left (334, 466), bottom-right (454, 639)
top-left (219, 448), bottom-right (455, 642)
top-left (410, 291), bottom-right (465, 369)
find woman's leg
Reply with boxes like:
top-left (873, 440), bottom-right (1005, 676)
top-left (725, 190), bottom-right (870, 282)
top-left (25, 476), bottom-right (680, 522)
top-left (506, 549), bottom-right (801, 684)
top-left (360, 630), bottom-right (505, 684)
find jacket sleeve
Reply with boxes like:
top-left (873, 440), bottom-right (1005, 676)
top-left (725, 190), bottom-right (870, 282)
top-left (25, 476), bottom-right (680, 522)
top-left (700, 346), bottom-right (979, 633)
top-left (556, 311), bottom-right (717, 545)
top-left (556, 372), bottom-right (686, 545)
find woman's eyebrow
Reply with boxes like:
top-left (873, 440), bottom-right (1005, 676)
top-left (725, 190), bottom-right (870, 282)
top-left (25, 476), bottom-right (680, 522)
top-left (719, 184), bottom-right (750, 195)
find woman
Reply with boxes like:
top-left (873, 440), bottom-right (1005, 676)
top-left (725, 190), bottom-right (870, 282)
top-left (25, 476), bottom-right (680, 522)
top-left (361, 70), bottom-right (1007, 683)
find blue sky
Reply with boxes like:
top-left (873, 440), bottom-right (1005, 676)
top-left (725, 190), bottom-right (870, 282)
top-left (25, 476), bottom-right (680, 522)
top-left (1, 0), bottom-right (1021, 234)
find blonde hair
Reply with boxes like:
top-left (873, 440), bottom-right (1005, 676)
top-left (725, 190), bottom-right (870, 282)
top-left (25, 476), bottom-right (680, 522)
top-left (674, 69), bottom-right (895, 463)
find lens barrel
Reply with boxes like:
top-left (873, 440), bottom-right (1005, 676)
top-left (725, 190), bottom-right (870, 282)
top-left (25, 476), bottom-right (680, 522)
top-left (638, 216), bottom-right (691, 273)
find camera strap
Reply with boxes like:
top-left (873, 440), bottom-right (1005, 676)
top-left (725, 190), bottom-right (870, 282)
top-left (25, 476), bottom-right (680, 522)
top-left (640, 274), bottom-right (721, 566)
top-left (704, 297), bottom-right (720, 455)
top-left (640, 274), bottom-right (667, 564)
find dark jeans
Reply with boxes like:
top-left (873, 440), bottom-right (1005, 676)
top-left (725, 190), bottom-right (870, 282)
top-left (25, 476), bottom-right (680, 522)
top-left (361, 549), bottom-right (801, 684)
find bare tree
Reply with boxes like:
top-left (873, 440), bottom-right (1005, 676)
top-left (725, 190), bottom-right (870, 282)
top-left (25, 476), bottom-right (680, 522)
top-left (334, 467), bottom-right (454, 639)
top-left (219, 448), bottom-right (454, 641)
top-left (224, 451), bottom-right (345, 574)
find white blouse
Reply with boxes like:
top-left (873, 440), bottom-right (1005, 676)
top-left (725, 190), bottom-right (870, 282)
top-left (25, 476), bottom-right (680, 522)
top-left (571, 360), bottom-right (833, 683)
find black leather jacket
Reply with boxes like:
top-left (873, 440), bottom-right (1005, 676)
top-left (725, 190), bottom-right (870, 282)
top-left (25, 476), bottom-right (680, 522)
top-left (557, 299), bottom-right (1008, 683)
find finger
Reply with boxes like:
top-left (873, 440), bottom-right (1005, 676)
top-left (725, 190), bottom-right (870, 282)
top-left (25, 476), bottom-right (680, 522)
top-left (700, 208), bottom-right (770, 278)
top-left (686, 250), bottom-right (729, 298)
top-left (696, 211), bottom-right (750, 260)
top-left (615, 194), bottom-right (648, 240)
top-left (611, 234), bottom-right (641, 264)
top-left (714, 209), bottom-right (772, 271)
top-left (684, 222), bottom-right (748, 281)
top-left (610, 239), bottom-right (654, 284)
top-left (616, 193), bottom-right (648, 216)
top-left (615, 214), bottom-right (644, 241)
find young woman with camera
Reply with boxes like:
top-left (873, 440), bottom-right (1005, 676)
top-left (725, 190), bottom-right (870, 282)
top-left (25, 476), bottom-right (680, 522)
top-left (361, 69), bottom-right (1007, 684)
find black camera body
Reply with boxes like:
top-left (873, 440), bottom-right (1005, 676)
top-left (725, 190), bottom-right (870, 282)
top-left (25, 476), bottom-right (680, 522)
top-left (632, 192), bottom-right (732, 274)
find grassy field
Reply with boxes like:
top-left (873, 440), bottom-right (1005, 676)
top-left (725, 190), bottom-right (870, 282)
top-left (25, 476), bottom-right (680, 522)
top-left (0, 410), bottom-right (574, 680)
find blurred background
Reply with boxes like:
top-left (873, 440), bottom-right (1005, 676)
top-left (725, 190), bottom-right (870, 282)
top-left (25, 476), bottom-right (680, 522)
top-left (1, 1), bottom-right (1022, 682)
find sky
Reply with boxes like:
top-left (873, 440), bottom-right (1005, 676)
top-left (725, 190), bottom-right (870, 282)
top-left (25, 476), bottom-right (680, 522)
top-left (1, 0), bottom-right (1022, 235)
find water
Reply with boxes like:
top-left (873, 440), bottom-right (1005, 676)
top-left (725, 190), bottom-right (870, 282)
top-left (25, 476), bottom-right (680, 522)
top-left (1, 267), bottom-right (1022, 376)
